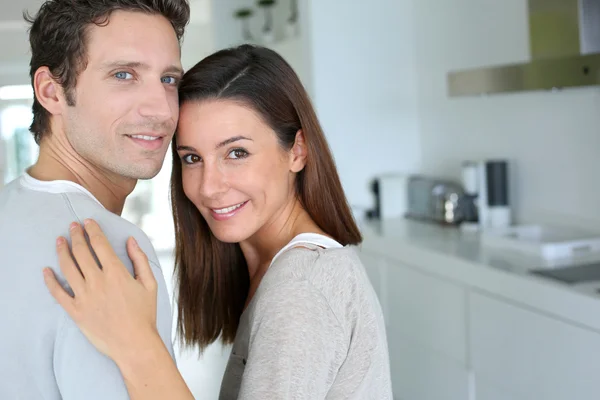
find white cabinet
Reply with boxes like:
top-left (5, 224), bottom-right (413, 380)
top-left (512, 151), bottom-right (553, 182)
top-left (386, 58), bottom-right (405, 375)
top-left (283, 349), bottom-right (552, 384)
top-left (469, 291), bottom-right (600, 400)
top-left (358, 250), bottom-right (389, 326)
top-left (474, 377), bottom-right (527, 400)
top-left (385, 257), bottom-right (470, 400)
top-left (389, 336), bottom-right (471, 400)
top-left (359, 250), bottom-right (470, 400)
top-left (385, 256), bottom-right (468, 364)
top-left (360, 229), bottom-right (600, 400)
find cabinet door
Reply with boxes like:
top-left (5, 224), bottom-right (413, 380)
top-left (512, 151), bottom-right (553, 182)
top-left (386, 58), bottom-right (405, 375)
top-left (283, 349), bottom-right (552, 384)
top-left (384, 259), bottom-right (470, 400)
top-left (474, 376), bottom-right (527, 400)
top-left (469, 291), bottom-right (600, 400)
top-left (389, 337), bottom-right (471, 400)
top-left (357, 250), bottom-right (389, 326)
top-left (386, 259), bottom-right (468, 364)
top-left (358, 251), bottom-right (470, 399)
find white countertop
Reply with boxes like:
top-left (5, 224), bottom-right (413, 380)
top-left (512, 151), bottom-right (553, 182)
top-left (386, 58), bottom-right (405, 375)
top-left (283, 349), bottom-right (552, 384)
top-left (359, 218), bottom-right (600, 332)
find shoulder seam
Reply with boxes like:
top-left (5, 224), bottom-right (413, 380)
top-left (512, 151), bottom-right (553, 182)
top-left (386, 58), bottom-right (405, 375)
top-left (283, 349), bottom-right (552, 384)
top-left (256, 267), bottom-right (345, 333)
top-left (60, 193), bottom-right (85, 225)
top-left (61, 192), bottom-right (163, 273)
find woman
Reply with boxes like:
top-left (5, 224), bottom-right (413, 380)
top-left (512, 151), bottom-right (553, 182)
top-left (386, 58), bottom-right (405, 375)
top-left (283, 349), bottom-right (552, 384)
top-left (44, 44), bottom-right (393, 399)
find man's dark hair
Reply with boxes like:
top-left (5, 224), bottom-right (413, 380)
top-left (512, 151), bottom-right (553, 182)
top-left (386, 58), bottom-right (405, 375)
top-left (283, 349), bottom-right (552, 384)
top-left (24, 0), bottom-right (190, 144)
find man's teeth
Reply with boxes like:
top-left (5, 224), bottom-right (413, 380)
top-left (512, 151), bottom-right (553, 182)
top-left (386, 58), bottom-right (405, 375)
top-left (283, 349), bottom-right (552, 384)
top-left (213, 202), bottom-right (245, 214)
top-left (130, 135), bottom-right (160, 141)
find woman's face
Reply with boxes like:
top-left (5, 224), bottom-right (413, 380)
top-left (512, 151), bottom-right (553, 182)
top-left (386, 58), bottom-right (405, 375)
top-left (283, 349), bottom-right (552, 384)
top-left (176, 99), bottom-right (306, 243)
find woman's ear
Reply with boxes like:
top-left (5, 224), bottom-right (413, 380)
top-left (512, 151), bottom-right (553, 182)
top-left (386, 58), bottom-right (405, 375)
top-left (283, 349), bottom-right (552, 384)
top-left (289, 130), bottom-right (307, 173)
top-left (33, 66), bottom-right (67, 116)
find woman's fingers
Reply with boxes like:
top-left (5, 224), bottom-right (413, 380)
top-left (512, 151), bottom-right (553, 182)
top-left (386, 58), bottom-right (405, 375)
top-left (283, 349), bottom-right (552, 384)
top-left (83, 219), bottom-right (123, 274)
top-left (69, 222), bottom-right (101, 281)
top-left (55, 236), bottom-right (86, 294)
top-left (46, 220), bottom-right (161, 363)
top-left (43, 267), bottom-right (77, 317)
top-left (127, 237), bottom-right (157, 292)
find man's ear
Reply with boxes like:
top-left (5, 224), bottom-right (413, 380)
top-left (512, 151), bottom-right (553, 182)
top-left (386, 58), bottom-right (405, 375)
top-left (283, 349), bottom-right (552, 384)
top-left (33, 66), bottom-right (67, 115)
top-left (289, 129), bottom-right (307, 173)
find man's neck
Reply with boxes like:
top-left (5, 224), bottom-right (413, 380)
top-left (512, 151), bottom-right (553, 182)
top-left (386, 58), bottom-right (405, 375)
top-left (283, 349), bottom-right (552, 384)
top-left (28, 138), bottom-right (136, 215)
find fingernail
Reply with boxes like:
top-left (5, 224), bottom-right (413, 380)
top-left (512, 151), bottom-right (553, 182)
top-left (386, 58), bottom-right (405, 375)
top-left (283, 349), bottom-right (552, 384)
top-left (70, 222), bottom-right (79, 231)
top-left (131, 237), bottom-right (139, 249)
top-left (84, 219), bottom-right (92, 226)
top-left (43, 268), bottom-right (51, 279)
top-left (56, 237), bottom-right (65, 246)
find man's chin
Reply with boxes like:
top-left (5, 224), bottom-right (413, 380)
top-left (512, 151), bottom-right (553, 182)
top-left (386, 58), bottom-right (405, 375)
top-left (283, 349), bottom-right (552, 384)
top-left (117, 162), bottom-right (164, 181)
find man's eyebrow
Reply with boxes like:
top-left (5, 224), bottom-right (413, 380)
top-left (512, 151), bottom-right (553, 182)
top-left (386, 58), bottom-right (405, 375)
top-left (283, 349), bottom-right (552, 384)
top-left (164, 65), bottom-right (184, 77)
top-left (100, 61), bottom-right (183, 76)
top-left (100, 61), bottom-right (146, 70)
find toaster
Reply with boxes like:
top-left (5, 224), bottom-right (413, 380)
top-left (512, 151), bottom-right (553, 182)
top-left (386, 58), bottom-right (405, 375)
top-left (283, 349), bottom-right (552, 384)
top-left (405, 175), bottom-right (465, 225)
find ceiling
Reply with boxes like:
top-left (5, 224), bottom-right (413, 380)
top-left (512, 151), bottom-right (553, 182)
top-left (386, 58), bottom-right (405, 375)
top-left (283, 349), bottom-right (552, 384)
top-left (0, 0), bottom-right (211, 87)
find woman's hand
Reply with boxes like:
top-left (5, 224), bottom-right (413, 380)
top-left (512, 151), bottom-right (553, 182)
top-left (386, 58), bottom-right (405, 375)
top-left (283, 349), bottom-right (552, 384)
top-left (43, 219), bottom-right (160, 365)
top-left (44, 219), bottom-right (195, 400)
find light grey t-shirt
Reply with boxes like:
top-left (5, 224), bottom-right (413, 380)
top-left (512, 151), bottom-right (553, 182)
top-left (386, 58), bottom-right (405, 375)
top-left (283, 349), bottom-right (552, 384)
top-left (0, 174), bottom-right (175, 399)
top-left (219, 233), bottom-right (393, 399)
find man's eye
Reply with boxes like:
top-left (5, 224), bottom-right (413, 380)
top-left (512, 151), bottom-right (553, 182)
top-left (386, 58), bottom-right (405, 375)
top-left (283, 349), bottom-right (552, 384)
top-left (161, 76), bottom-right (179, 85)
top-left (114, 72), bottom-right (133, 80)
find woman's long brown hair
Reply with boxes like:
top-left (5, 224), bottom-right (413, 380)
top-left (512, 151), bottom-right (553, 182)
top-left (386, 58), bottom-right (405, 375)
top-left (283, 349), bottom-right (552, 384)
top-left (171, 44), bottom-right (362, 350)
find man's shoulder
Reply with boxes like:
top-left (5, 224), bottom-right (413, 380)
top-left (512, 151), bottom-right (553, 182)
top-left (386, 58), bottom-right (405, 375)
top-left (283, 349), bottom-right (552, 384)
top-left (64, 193), bottom-right (160, 267)
top-left (0, 180), bottom-right (161, 269)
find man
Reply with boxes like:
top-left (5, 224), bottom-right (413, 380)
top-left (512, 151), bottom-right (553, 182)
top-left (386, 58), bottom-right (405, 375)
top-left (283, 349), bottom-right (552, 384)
top-left (0, 0), bottom-right (189, 398)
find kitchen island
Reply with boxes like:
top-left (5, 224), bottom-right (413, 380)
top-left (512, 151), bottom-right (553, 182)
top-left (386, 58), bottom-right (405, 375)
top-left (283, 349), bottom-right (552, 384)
top-left (357, 217), bottom-right (600, 400)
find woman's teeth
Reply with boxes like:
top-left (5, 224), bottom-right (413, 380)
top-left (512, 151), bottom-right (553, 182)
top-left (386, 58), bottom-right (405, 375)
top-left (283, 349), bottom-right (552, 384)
top-left (213, 202), bottom-right (245, 214)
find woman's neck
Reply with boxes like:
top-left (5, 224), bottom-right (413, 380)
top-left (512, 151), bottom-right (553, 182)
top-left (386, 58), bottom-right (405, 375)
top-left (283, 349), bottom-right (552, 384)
top-left (239, 199), bottom-right (326, 307)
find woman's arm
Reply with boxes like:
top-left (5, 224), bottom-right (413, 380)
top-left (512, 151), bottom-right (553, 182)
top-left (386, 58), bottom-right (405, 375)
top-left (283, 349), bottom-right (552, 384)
top-left (43, 219), bottom-right (194, 400)
top-left (238, 280), bottom-right (345, 399)
top-left (115, 332), bottom-right (193, 400)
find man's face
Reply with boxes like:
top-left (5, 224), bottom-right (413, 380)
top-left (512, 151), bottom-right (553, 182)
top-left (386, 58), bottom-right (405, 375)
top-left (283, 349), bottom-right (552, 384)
top-left (62, 11), bottom-right (182, 180)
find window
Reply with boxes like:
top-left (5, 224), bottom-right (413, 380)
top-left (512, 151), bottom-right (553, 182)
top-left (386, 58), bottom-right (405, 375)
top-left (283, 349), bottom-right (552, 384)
top-left (0, 103), bottom-right (36, 185)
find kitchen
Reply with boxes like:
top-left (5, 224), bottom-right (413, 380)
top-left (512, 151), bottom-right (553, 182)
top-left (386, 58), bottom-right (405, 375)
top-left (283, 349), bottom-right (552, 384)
top-left (1, 0), bottom-right (600, 399)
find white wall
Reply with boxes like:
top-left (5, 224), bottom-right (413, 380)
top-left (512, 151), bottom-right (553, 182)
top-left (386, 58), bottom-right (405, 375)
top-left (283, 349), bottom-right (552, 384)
top-left (0, 69), bottom-right (29, 88)
top-left (305, 0), bottom-right (421, 211)
top-left (210, 0), bottom-right (311, 89)
top-left (181, 22), bottom-right (215, 71)
top-left (414, 0), bottom-right (600, 229)
top-left (0, 24), bottom-right (31, 87)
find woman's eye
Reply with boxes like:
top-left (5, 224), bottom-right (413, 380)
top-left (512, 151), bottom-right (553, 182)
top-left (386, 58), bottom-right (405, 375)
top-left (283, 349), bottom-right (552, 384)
top-left (228, 149), bottom-right (249, 159)
top-left (114, 71), bottom-right (133, 80)
top-left (182, 154), bottom-right (201, 164)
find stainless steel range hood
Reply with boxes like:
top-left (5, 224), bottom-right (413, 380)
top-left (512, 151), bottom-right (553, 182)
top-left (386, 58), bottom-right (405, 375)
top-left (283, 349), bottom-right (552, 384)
top-left (447, 0), bottom-right (600, 96)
